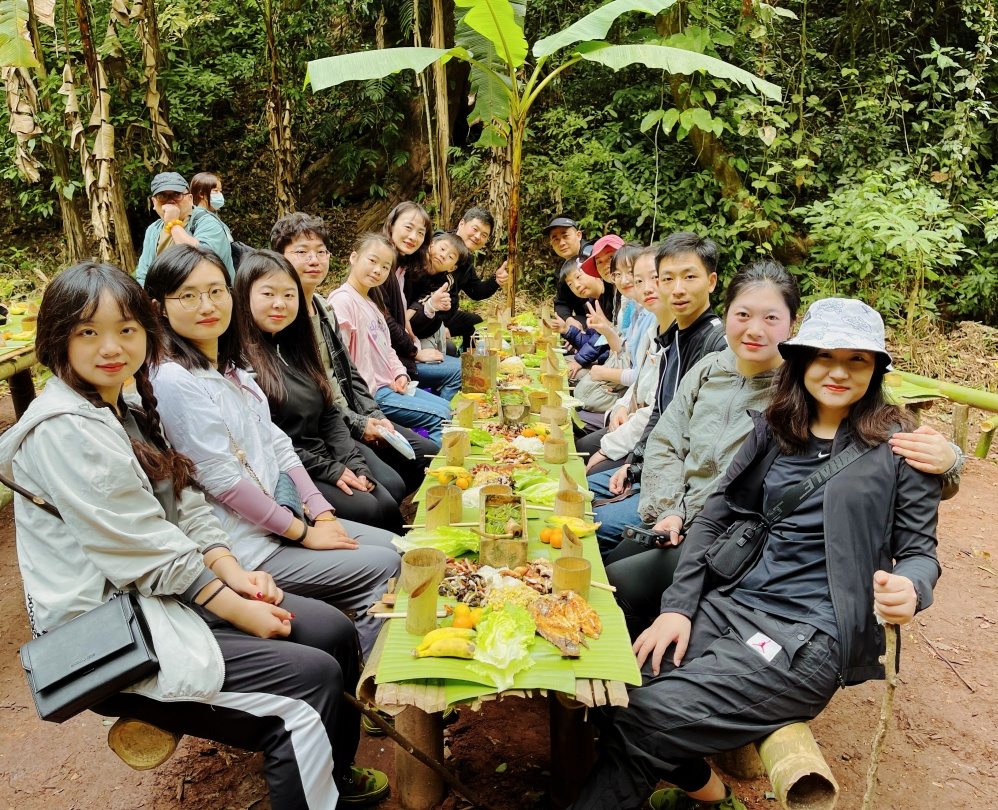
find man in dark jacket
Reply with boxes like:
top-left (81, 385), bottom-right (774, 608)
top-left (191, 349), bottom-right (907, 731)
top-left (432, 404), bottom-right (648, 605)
top-left (547, 215), bottom-right (593, 329)
top-left (435, 206), bottom-right (510, 352)
top-left (271, 212), bottom-right (434, 501)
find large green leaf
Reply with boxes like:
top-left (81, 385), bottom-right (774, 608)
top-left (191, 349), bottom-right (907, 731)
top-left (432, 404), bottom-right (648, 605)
top-left (0, 0), bottom-right (39, 68)
top-left (454, 0), bottom-right (527, 68)
top-left (305, 46), bottom-right (466, 92)
top-left (532, 0), bottom-right (677, 59)
top-left (456, 1), bottom-right (524, 146)
top-left (578, 43), bottom-right (782, 102)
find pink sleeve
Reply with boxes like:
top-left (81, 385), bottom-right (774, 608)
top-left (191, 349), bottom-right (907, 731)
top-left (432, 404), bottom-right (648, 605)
top-left (287, 465), bottom-right (335, 518)
top-left (216, 479), bottom-right (295, 536)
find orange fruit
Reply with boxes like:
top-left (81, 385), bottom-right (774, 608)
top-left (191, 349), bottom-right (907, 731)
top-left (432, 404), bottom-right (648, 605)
top-left (538, 434), bottom-right (547, 442)
top-left (539, 528), bottom-right (552, 544)
top-left (452, 614), bottom-right (475, 629)
top-left (455, 477), bottom-right (471, 490)
top-left (549, 534), bottom-right (563, 549)
top-left (521, 428), bottom-right (536, 438)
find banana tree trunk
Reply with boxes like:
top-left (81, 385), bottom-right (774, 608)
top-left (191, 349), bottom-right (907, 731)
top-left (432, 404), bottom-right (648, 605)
top-left (506, 115), bottom-right (525, 316)
top-left (430, 0), bottom-right (451, 225)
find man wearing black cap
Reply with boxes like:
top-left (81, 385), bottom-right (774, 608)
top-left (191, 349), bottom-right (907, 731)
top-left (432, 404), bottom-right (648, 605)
top-left (546, 215), bottom-right (592, 331)
top-left (135, 171), bottom-right (235, 286)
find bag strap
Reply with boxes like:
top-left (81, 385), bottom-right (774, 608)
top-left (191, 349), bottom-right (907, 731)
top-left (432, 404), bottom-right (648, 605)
top-left (764, 442), bottom-right (874, 525)
top-left (0, 471), bottom-right (62, 520)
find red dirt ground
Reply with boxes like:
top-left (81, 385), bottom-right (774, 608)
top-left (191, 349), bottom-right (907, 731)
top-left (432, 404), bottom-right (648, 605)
top-left (1, 393), bottom-right (996, 810)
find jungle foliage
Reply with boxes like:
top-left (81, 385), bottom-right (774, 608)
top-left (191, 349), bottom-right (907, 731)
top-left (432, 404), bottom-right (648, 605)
top-left (1, 0), bottom-right (997, 325)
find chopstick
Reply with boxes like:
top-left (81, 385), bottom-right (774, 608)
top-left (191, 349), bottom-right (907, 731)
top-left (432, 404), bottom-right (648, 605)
top-left (371, 610), bottom-right (449, 619)
top-left (591, 581), bottom-right (616, 593)
top-left (402, 521), bottom-right (480, 529)
top-left (526, 504), bottom-right (597, 517)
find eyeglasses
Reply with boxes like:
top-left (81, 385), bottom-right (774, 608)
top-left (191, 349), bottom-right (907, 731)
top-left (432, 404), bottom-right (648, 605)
top-left (289, 249), bottom-right (330, 261)
top-left (610, 270), bottom-right (633, 282)
top-left (153, 191), bottom-right (190, 204)
top-left (165, 287), bottom-right (230, 310)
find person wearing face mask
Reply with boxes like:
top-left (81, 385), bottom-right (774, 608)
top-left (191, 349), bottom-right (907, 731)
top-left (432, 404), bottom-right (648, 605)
top-left (191, 172), bottom-right (232, 241)
top-left (135, 172), bottom-right (234, 286)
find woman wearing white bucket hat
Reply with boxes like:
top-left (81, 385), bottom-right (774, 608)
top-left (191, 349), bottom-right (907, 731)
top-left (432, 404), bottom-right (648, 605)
top-left (568, 298), bottom-right (946, 810)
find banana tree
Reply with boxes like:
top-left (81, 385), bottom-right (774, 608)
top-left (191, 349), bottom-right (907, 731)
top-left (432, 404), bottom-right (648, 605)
top-left (305, 0), bottom-right (781, 311)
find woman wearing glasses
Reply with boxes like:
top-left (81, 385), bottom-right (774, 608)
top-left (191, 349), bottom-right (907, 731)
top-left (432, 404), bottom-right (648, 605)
top-left (144, 244), bottom-right (400, 657)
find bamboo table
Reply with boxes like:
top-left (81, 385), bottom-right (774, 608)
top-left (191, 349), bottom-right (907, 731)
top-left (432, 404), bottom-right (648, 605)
top-left (366, 386), bottom-right (639, 810)
top-left (0, 343), bottom-right (37, 418)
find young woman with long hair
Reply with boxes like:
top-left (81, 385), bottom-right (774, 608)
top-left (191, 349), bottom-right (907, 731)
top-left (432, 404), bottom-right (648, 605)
top-left (378, 201), bottom-right (463, 400)
top-left (143, 244), bottom-right (401, 657)
top-left (328, 233), bottom-right (452, 445)
top-left (234, 249), bottom-right (404, 533)
top-left (0, 262), bottom-right (388, 807)
top-left (568, 298), bottom-right (945, 810)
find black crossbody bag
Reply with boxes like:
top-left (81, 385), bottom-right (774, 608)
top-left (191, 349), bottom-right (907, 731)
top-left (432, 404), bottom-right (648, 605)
top-left (704, 442), bottom-right (873, 585)
top-left (0, 472), bottom-right (160, 723)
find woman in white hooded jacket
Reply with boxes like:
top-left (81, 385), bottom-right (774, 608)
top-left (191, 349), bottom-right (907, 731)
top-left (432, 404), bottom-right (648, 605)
top-left (0, 263), bottom-right (388, 809)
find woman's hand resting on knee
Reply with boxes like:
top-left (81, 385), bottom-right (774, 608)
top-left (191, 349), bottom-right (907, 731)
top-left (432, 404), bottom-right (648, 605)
top-left (303, 517), bottom-right (360, 551)
top-left (633, 612), bottom-right (692, 676)
top-left (873, 571), bottom-right (918, 624)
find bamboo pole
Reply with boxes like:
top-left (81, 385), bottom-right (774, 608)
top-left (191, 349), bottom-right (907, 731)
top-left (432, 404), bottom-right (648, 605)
top-left (974, 419), bottom-right (995, 458)
top-left (952, 403), bottom-right (970, 453)
top-left (757, 723), bottom-right (839, 810)
top-left (862, 624), bottom-right (899, 810)
top-left (896, 371), bottom-right (998, 412)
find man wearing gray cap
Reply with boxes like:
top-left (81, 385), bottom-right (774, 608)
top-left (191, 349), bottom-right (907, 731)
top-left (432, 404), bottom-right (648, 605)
top-left (134, 171), bottom-right (235, 286)
top-left (546, 215), bottom-right (592, 330)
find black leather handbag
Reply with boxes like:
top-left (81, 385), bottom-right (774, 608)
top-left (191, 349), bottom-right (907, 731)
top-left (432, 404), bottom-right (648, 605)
top-left (20, 592), bottom-right (159, 723)
top-left (0, 472), bottom-right (160, 724)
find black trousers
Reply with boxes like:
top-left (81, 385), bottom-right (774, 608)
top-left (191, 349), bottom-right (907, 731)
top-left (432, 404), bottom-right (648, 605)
top-left (94, 592), bottom-right (360, 810)
top-left (314, 478), bottom-right (403, 535)
top-left (356, 423), bottom-right (433, 501)
top-left (567, 591), bottom-right (841, 810)
top-left (605, 540), bottom-right (684, 639)
top-left (441, 309), bottom-right (483, 350)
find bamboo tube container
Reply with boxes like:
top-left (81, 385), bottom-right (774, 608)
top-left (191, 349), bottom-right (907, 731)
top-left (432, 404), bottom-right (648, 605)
top-left (425, 485), bottom-right (453, 530)
top-left (560, 525), bottom-right (583, 558)
top-left (757, 723), bottom-right (839, 810)
top-left (554, 489), bottom-right (586, 519)
top-left (975, 419), bottom-right (996, 458)
top-left (480, 483), bottom-right (513, 501)
top-left (529, 390), bottom-right (548, 414)
top-left (442, 432), bottom-right (465, 466)
top-left (544, 437), bottom-right (569, 464)
top-left (553, 557), bottom-right (591, 601)
top-left (401, 548), bottom-right (446, 636)
top-left (541, 404), bottom-right (568, 424)
top-left (455, 398), bottom-right (475, 428)
top-left (107, 718), bottom-right (181, 770)
top-left (559, 467), bottom-right (579, 492)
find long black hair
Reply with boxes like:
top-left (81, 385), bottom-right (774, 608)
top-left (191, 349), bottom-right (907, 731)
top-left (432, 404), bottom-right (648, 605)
top-left (233, 250), bottom-right (333, 409)
top-left (36, 262), bottom-right (195, 496)
top-left (144, 244), bottom-right (244, 373)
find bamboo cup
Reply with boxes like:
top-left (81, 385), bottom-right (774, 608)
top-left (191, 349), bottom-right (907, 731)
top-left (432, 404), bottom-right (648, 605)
top-left (544, 437), bottom-right (569, 464)
top-left (560, 526), bottom-right (584, 558)
top-left (442, 426), bottom-right (471, 456)
top-left (442, 432), bottom-right (465, 466)
top-left (401, 548), bottom-right (446, 635)
top-left (554, 489), bottom-right (586, 519)
top-left (425, 485), bottom-right (453, 530)
top-left (540, 404), bottom-right (568, 424)
top-left (529, 391), bottom-right (548, 414)
top-left (552, 557), bottom-right (591, 601)
top-left (480, 484), bottom-right (513, 502)
top-left (455, 398), bottom-right (475, 428)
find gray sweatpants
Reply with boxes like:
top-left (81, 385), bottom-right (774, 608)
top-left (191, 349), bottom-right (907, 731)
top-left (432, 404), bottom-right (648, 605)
top-left (568, 591), bottom-right (842, 810)
top-left (260, 518), bottom-right (401, 657)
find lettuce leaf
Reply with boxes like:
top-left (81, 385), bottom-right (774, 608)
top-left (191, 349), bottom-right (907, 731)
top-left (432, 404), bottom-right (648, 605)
top-left (392, 527), bottom-right (479, 557)
top-left (469, 605), bottom-right (537, 692)
top-left (468, 428), bottom-right (495, 447)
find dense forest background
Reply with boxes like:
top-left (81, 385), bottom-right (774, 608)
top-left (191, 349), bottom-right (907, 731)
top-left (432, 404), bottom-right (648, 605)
top-left (1, 0), bottom-right (996, 327)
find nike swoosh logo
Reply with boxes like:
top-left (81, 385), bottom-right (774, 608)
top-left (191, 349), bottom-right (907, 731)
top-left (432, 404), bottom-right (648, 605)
top-left (817, 452), bottom-right (830, 459)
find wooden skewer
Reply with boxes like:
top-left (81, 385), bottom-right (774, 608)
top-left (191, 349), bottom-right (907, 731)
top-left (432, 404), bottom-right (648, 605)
top-left (526, 504), bottom-right (597, 517)
top-left (591, 581), bottom-right (616, 593)
top-left (402, 521), bottom-right (480, 529)
top-left (371, 610), bottom-right (448, 619)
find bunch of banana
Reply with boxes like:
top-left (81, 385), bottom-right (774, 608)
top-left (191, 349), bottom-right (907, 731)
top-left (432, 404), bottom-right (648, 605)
top-left (8, 303), bottom-right (28, 315)
top-left (545, 515), bottom-right (601, 536)
top-left (426, 466), bottom-right (472, 487)
top-left (411, 626), bottom-right (477, 659)
top-left (2, 330), bottom-right (35, 341)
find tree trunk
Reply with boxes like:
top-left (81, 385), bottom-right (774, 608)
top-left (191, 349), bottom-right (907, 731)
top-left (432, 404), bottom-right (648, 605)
top-left (264, 0), bottom-right (298, 217)
top-left (430, 0), bottom-right (451, 225)
top-left (27, 0), bottom-right (89, 261)
top-left (72, 0), bottom-right (135, 269)
top-left (487, 142), bottom-right (513, 244)
top-left (131, 0), bottom-right (174, 168)
top-left (506, 116), bottom-right (524, 316)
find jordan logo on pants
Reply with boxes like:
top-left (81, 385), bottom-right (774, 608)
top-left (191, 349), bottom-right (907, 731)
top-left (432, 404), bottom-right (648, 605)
top-left (745, 632), bottom-right (782, 662)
